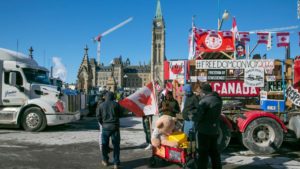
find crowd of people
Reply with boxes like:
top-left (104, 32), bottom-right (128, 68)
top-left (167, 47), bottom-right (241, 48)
top-left (95, 82), bottom-right (223, 169)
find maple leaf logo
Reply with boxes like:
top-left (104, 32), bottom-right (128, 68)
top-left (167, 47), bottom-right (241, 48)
top-left (281, 37), bottom-right (286, 42)
top-left (171, 64), bottom-right (183, 75)
top-left (138, 94), bottom-right (152, 106)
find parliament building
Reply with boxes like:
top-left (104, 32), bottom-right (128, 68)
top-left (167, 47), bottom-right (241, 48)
top-left (77, 0), bottom-right (165, 93)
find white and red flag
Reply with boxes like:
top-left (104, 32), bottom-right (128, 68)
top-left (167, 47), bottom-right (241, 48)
top-left (276, 32), bottom-right (290, 47)
top-left (239, 32), bottom-right (250, 42)
top-left (164, 60), bottom-right (185, 80)
top-left (188, 26), bottom-right (196, 60)
top-left (232, 17), bottom-right (240, 41)
top-left (223, 31), bottom-right (233, 38)
top-left (119, 82), bottom-right (158, 117)
top-left (257, 32), bottom-right (269, 44)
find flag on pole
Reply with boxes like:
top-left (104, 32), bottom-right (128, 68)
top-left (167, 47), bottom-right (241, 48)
top-left (188, 26), bottom-right (196, 60)
top-left (232, 17), bottom-right (240, 41)
top-left (257, 32), bottom-right (269, 44)
top-left (276, 32), bottom-right (290, 47)
top-left (239, 32), bottom-right (250, 42)
top-left (119, 82), bottom-right (158, 117)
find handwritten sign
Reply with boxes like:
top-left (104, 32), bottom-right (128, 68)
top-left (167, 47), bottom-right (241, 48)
top-left (286, 85), bottom-right (300, 106)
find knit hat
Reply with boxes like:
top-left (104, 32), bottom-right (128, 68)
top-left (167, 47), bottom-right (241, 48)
top-left (200, 83), bottom-right (212, 94)
top-left (183, 84), bottom-right (192, 95)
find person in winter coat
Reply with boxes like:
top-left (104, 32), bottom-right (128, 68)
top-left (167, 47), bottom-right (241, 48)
top-left (159, 91), bottom-right (180, 117)
top-left (192, 83), bottom-right (223, 169)
top-left (97, 91), bottom-right (122, 169)
top-left (181, 84), bottom-right (199, 137)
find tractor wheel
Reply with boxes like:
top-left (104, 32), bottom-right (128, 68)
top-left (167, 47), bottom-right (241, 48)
top-left (242, 117), bottom-right (283, 154)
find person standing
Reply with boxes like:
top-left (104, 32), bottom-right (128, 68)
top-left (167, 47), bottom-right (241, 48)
top-left (142, 115), bottom-right (153, 150)
top-left (159, 91), bottom-right (180, 117)
top-left (181, 84), bottom-right (199, 137)
top-left (96, 92), bottom-right (106, 151)
top-left (97, 91), bottom-right (122, 169)
top-left (192, 83), bottom-right (222, 169)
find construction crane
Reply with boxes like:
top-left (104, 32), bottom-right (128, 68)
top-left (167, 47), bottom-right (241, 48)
top-left (94, 17), bottom-right (133, 65)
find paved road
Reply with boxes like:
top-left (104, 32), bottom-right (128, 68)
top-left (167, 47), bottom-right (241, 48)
top-left (0, 117), bottom-right (300, 169)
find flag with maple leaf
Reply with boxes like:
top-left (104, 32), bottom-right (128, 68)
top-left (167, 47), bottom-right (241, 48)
top-left (257, 32), bottom-right (269, 44)
top-left (119, 82), bottom-right (158, 117)
top-left (276, 32), bottom-right (290, 47)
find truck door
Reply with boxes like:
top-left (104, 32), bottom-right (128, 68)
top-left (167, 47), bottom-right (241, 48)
top-left (2, 71), bottom-right (27, 106)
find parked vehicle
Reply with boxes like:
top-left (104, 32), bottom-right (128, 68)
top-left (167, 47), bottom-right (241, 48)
top-left (0, 48), bottom-right (80, 131)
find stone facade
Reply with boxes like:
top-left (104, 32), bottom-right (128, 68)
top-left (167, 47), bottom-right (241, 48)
top-left (77, 0), bottom-right (165, 93)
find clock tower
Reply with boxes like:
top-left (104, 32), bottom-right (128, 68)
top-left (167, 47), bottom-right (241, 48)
top-left (151, 0), bottom-right (165, 85)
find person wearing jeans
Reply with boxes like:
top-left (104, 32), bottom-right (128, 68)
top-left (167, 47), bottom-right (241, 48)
top-left (101, 129), bottom-right (120, 167)
top-left (97, 91), bottom-right (122, 169)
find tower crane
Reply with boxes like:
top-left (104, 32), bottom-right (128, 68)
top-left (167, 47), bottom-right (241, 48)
top-left (94, 17), bottom-right (133, 65)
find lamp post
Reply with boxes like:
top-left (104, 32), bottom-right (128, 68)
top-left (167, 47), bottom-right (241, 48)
top-left (123, 74), bottom-right (128, 91)
top-left (218, 10), bottom-right (229, 31)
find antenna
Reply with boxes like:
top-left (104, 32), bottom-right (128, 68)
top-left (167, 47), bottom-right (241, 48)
top-left (94, 17), bottom-right (133, 66)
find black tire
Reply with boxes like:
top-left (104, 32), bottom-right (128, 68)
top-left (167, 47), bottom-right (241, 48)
top-left (21, 107), bottom-right (47, 132)
top-left (217, 120), bottom-right (231, 152)
top-left (242, 117), bottom-right (283, 154)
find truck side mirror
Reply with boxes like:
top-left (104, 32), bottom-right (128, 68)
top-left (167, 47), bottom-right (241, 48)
top-left (9, 72), bottom-right (16, 86)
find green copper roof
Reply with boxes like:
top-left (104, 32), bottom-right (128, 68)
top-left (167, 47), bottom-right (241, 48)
top-left (155, 0), bottom-right (162, 19)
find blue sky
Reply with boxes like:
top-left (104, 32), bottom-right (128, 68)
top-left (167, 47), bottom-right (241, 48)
top-left (0, 0), bottom-right (299, 83)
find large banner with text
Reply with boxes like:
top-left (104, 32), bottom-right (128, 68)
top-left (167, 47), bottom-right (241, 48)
top-left (196, 59), bottom-right (274, 70)
top-left (210, 81), bottom-right (260, 97)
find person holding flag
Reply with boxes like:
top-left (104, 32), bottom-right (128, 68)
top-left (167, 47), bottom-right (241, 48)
top-left (119, 82), bottom-right (159, 150)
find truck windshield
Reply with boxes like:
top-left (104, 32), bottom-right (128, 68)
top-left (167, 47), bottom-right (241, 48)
top-left (23, 68), bottom-right (50, 85)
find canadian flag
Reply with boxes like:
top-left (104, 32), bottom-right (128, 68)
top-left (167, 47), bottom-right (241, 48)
top-left (164, 60), bottom-right (185, 80)
top-left (223, 31), bottom-right (233, 38)
top-left (119, 82), bottom-right (158, 117)
top-left (276, 32), bottom-right (290, 47)
top-left (232, 17), bottom-right (239, 40)
top-left (239, 32), bottom-right (250, 42)
top-left (257, 32), bottom-right (269, 44)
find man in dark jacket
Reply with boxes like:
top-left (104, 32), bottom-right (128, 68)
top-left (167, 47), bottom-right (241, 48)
top-left (97, 91), bottom-right (122, 169)
top-left (192, 83), bottom-right (222, 169)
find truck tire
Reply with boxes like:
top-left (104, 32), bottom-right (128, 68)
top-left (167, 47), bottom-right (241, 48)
top-left (218, 120), bottom-right (231, 152)
top-left (21, 107), bottom-right (47, 132)
top-left (242, 117), bottom-right (283, 154)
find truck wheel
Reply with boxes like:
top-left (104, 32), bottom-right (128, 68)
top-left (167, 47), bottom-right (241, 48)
top-left (22, 107), bottom-right (47, 132)
top-left (242, 117), bottom-right (283, 154)
top-left (217, 120), bottom-right (231, 152)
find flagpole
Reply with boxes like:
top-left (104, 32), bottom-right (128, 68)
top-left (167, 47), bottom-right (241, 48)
top-left (249, 42), bottom-right (259, 57)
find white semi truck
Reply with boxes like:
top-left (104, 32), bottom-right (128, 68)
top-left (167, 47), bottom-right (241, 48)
top-left (0, 48), bottom-right (80, 131)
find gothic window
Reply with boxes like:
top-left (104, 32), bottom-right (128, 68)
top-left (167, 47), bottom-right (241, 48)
top-left (158, 44), bottom-right (161, 63)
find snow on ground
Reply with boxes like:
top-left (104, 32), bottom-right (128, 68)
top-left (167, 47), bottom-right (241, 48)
top-left (0, 117), bottom-right (145, 146)
top-left (1, 116), bottom-right (300, 168)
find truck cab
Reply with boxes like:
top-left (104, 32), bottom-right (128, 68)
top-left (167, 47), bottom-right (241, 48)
top-left (0, 48), bottom-right (80, 131)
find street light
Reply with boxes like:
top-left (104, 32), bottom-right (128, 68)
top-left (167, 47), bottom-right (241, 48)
top-left (123, 74), bottom-right (128, 90)
top-left (218, 10), bottom-right (229, 30)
